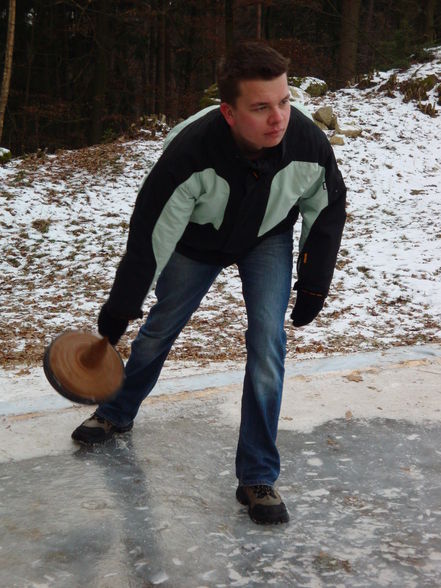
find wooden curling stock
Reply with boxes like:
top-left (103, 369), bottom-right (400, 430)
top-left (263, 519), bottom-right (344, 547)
top-left (43, 331), bottom-right (124, 405)
top-left (80, 336), bottom-right (109, 369)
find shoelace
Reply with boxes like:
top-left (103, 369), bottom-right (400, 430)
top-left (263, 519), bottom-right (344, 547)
top-left (253, 485), bottom-right (277, 499)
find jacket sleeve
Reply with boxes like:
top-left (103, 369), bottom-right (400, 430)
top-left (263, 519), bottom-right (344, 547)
top-left (105, 157), bottom-right (198, 318)
top-left (295, 144), bottom-right (346, 296)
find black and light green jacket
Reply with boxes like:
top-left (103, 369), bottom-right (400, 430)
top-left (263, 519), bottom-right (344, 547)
top-left (106, 105), bottom-right (346, 318)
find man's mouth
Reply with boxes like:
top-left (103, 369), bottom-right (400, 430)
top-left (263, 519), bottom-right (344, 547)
top-left (265, 128), bottom-right (284, 137)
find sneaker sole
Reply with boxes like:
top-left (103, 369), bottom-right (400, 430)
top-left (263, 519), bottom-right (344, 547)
top-left (249, 510), bottom-right (290, 525)
top-left (71, 424), bottom-right (133, 445)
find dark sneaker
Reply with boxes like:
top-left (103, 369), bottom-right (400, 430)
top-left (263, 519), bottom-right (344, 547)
top-left (236, 484), bottom-right (289, 525)
top-left (71, 412), bottom-right (133, 444)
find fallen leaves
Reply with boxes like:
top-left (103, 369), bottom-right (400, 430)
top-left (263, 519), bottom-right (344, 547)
top-left (344, 372), bottom-right (364, 383)
top-left (2, 69), bottom-right (441, 370)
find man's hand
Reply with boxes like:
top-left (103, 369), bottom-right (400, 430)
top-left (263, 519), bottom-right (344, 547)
top-left (98, 303), bottom-right (129, 346)
top-left (291, 290), bottom-right (325, 327)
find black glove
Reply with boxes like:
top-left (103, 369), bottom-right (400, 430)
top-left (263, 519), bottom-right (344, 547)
top-left (291, 290), bottom-right (325, 327)
top-left (98, 303), bottom-right (129, 346)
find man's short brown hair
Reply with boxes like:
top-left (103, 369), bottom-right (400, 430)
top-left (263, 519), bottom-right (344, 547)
top-left (217, 42), bottom-right (289, 105)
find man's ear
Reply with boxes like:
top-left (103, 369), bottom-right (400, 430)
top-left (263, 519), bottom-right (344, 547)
top-left (220, 102), bottom-right (235, 127)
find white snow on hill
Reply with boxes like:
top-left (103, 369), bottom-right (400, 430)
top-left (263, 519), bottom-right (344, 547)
top-left (1, 48), bottom-right (440, 368)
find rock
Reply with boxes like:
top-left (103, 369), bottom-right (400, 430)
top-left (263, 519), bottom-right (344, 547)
top-left (0, 147), bottom-right (11, 164)
top-left (288, 76), bottom-right (328, 97)
top-left (314, 120), bottom-right (328, 131)
top-left (200, 83), bottom-right (220, 109)
top-left (289, 85), bottom-right (310, 104)
top-left (336, 123), bottom-right (362, 138)
top-left (305, 80), bottom-right (328, 97)
top-left (329, 134), bottom-right (345, 146)
top-left (288, 76), bottom-right (303, 88)
top-left (345, 372), bottom-right (364, 382)
top-left (314, 106), bottom-right (337, 128)
top-left (328, 114), bottom-right (338, 130)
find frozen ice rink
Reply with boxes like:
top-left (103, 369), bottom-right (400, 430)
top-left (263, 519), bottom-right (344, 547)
top-left (1, 345), bottom-right (440, 587)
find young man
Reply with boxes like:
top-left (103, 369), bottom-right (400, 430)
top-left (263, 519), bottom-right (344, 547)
top-left (72, 42), bottom-right (346, 525)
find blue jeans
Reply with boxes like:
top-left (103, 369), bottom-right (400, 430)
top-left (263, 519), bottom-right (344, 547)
top-left (97, 230), bottom-right (293, 486)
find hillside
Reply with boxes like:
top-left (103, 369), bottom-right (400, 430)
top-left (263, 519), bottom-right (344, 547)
top-left (1, 48), bottom-right (441, 370)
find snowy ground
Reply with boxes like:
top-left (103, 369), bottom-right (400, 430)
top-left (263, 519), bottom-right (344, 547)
top-left (1, 48), bottom-right (440, 370)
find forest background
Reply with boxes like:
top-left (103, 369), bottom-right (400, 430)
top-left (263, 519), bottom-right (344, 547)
top-left (1, 0), bottom-right (441, 155)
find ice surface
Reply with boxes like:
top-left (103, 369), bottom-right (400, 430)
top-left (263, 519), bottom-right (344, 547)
top-left (0, 410), bottom-right (440, 587)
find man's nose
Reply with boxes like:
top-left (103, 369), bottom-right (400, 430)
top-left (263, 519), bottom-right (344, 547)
top-left (269, 107), bottom-right (283, 124)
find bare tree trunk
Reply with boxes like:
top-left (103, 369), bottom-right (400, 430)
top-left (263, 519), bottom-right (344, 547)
top-left (23, 1), bottom-right (35, 145)
top-left (225, 0), bottom-right (234, 52)
top-left (142, 29), bottom-right (150, 116)
top-left (157, 0), bottom-right (166, 114)
top-left (424, 0), bottom-right (436, 44)
top-left (337, 0), bottom-right (361, 86)
top-left (263, 2), bottom-right (273, 40)
top-left (167, 24), bottom-right (178, 120)
top-left (361, 0), bottom-right (375, 70)
top-left (0, 0), bottom-right (16, 143)
top-left (148, 11), bottom-right (157, 113)
top-left (256, 2), bottom-right (262, 40)
top-left (91, 1), bottom-right (110, 144)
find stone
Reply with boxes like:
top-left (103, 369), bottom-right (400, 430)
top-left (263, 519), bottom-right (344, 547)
top-left (336, 123), bottom-right (363, 138)
top-left (330, 134), bottom-right (345, 146)
top-left (0, 147), bottom-right (11, 164)
top-left (200, 83), bottom-right (220, 109)
top-left (314, 106), bottom-right (336, 128)
top-left (305, 80), bottom-right (328, 97)
top-left (314, 120), bottom-right (329, 131)
top-left (289, 85), bottom-right (310, 104)
top-left (328, 114), bottom-right (339, 130)
top-left (288, 76), bottom-right (328, 97)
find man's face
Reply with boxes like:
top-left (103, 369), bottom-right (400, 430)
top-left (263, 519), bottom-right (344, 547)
top-left (220, 74), bottom-right (291, 154)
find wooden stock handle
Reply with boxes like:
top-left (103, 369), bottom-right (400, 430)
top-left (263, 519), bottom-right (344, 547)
top-left (80, 336), bottom-right (109, 369)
